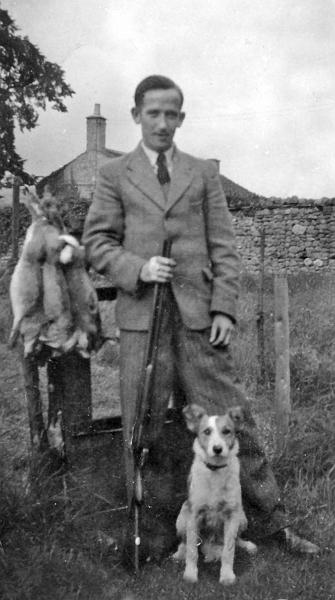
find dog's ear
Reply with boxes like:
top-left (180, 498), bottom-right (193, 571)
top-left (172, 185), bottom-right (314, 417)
top-left (183, 404), bottom-right (206, 433)
top-left (228, 406), bottom-right (245, 431)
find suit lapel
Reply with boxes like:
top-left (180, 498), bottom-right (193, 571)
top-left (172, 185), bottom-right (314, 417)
top-left (165, 149), bottom-right (194, 212)
top-left (125, 145), bottom-right (195, 213)
top-left (125, 144), bottom-right (166, 210)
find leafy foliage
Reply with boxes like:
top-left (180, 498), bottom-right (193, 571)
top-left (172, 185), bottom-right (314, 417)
top-left (0, 9), bottom-right (74, 181)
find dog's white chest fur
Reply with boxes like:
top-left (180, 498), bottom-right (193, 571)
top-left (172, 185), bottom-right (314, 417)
top-left (189, 444), bottom-right (241, 516)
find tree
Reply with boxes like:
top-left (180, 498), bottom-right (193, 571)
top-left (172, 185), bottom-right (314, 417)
top-left (0, 9), bottom-right (74, 182)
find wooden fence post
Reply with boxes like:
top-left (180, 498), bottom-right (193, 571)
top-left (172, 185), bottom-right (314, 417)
top-left (47, 352), bottom-right (93, 455)
top-left (21, 354), bottom-right (46, 450)
top-left (257, 228), bottom-right (266, 386)
top-left (274, 274), bottom-right (291, 455)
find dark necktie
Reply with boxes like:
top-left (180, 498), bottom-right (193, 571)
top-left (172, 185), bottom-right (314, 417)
top-left (156, 152), bottom-right (170, 185)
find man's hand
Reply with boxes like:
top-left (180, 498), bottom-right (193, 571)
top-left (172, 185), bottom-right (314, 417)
top-left (209, 314), bottom-right (234, 346)
top-left (140, 256), bottom-right (176, 283)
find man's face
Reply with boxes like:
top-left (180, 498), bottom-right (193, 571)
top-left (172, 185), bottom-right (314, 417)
top-left (131, 88), bottom-right (185, 152)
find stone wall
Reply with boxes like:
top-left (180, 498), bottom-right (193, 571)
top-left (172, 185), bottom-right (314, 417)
top-left (2, 195), bottom-right (335, 275)
top-left (229, 196), bottom-right (335, 274)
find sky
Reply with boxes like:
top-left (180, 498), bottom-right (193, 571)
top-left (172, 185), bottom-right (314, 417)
top-left (2, 0), bottom-right (335, 198)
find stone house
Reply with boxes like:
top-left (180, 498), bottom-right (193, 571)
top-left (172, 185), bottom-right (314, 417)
top-left (37, 104), bottom-right (256, 206)
top-left (37, 104), bottom-right (123, 202)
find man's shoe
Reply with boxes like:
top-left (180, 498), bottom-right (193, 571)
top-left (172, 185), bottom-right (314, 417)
top-left (279, 527), bottom-right (320, 554)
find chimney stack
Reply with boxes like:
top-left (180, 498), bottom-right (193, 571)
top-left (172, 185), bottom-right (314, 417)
top-left (86, 104), bottom-right (106, 151)
top-left (209, 159), bottom-right (220, 172)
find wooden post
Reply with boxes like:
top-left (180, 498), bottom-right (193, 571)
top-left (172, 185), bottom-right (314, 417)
top-left (21, 354), bottom-right (46, 451)
top-left (274, 274), bottom-right (291, 455)
top-left (257, 228), bottom-right (266, 386)
top-left (47, 352), bottom-right (93, 457)
top-left (11, 177), bottom-right (20, 266)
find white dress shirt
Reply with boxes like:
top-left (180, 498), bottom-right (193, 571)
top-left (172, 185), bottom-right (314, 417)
top-left (141, 141), bottom-right (174, 176)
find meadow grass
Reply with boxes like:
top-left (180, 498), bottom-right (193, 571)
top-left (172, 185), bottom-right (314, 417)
top-left (0, 272), bottom-right (334, 599)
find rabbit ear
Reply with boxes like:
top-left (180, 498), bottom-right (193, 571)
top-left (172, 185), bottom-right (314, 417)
top-left (59, 234), bottom-right (80, 248)
top-left (23, 188), bottom-right (44, 220)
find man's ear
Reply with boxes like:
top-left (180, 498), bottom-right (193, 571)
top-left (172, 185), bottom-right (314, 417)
top-left (183, 403), bottom-right (206, 433)
top-left (177, 111), bottom-right (186, 128)
top-left (131, 106), bottom-right (141, 124)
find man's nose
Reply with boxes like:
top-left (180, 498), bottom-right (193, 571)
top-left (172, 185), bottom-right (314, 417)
top-left (157, 115), bottom-right (168, 129)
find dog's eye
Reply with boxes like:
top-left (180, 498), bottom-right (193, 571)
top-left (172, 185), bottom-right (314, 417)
top-left (203, 428), bottom-right (211, 436)
top-left (222, 428), bottom-right (231, 435)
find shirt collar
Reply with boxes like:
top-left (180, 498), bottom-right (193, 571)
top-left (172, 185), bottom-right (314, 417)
top-left (141, 141), bottom-right (175, 172)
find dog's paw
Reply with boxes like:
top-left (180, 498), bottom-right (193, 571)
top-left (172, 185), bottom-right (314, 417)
top-left (183, 566), bottom-right (198, 583)
top-left (219, 566), bottom-right (236, 586)
top-left (172, 543), bottom-right (186, 562)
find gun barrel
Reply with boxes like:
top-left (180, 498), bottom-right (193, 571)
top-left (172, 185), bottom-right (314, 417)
top-left (129, 238), bottom-right (172, 572)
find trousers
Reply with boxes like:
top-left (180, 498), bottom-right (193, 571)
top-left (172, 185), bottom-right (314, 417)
top-left (119, 286), bottom-right (289, 537)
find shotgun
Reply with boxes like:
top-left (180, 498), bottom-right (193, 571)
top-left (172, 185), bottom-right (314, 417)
top-left (129, 238), bottom-right (172, 572)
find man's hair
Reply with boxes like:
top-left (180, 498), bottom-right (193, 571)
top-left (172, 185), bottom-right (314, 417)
top-left (134, 75), bottom-right (184, 108)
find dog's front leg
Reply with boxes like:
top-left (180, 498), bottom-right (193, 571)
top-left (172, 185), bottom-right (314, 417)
top-left (183, 514), bottom-right (199, 583)
top-left (219, 517), bottom-right (239, 585)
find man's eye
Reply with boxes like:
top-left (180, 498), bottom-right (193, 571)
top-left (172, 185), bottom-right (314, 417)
top-left (203, 428), bottom-right (211, 436)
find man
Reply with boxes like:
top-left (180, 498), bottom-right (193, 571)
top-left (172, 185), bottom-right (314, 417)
top-left (83, 75), bottom-right (319, 554)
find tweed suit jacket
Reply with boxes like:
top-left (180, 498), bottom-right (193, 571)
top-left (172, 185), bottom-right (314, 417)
top-left (83, 144), bottom-right (240, 331)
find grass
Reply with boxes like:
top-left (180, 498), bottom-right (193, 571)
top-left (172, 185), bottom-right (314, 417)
top-left (0, 272), bottom-right (334, 599)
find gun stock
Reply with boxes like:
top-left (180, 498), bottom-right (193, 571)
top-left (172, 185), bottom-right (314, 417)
top-left (131, 238), bottom-right (172, 456)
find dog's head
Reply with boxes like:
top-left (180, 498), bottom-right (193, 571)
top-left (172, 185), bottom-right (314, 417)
top-left (183, 404), bottom-right (245, 466)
